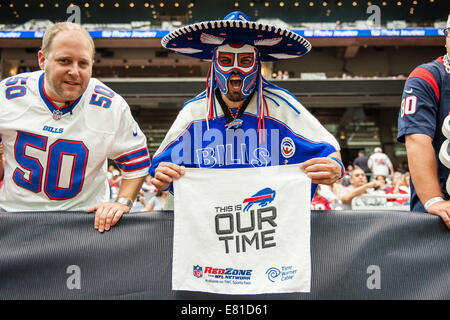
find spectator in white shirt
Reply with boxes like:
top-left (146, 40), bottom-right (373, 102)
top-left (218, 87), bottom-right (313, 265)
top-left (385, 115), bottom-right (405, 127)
top-left (368, 147), bottom-right (394, 179)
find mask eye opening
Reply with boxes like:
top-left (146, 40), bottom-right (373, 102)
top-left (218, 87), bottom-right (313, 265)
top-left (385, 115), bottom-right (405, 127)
top-left (238, 53), bottom-right (255, 68)
top-left (217, 52), bottom-right (235, 67)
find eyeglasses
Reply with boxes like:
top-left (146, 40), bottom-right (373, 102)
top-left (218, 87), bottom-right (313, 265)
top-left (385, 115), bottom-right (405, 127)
top-left (444, 28), bottom-right (449, 37)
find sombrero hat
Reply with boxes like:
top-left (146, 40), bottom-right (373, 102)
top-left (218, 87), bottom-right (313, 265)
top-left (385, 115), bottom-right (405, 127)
top-left (161, 11), bottom-right (311, 61)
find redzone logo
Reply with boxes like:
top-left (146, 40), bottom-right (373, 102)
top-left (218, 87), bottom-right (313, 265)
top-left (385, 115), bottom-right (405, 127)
top-left (204, 267), bottom-right (252, 276)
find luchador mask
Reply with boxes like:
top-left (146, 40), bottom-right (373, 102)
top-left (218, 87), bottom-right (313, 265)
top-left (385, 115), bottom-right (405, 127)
top-left (213, 43), bottom-right (260, 99)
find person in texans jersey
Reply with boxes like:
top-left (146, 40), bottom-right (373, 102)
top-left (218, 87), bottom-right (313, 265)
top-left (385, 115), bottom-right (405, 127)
top-left (397, 13), bottom-right (450, 229)
top-left (0, 22), bottom-right (150, 232)
top-left (150, 12), bottom-right (344, 197)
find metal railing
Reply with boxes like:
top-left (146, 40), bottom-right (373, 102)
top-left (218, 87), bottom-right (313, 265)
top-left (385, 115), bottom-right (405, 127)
top-left (351, 193), bottom-right (410, 211)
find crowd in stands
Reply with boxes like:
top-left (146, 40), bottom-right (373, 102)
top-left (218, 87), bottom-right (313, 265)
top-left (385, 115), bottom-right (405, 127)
top-left (311, 147), bottom-right (411, 211)
top-left (274, 70), bottom-right (290, 79)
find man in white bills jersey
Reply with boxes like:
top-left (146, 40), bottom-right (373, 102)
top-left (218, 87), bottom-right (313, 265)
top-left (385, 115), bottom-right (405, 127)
top-left (0, 22), bottom-right (150, 232)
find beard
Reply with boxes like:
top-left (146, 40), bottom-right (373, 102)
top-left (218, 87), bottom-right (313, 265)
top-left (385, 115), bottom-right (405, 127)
top-left (225, 90), bottom-right (245, 102)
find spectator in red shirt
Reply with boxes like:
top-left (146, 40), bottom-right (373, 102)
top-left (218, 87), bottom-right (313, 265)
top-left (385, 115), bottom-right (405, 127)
top-left (311, 185), bottom-right (332, 210)
top-left (385, 172), bottom-right (410, 205)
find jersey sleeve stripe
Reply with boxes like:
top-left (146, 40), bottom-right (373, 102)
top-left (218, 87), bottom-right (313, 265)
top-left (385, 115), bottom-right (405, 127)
top-left (407, 67), bottom-right (440, 101)
top-left (114, 147), bottom-right (149, 163)
top-left (115, 158), bottom-right (151, 172)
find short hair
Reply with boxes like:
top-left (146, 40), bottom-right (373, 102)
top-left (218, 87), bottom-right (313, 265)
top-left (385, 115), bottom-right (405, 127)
top-left (350, 167), bottom-right (365, 178)
top-left (41, 22), bottom-right (95, 58)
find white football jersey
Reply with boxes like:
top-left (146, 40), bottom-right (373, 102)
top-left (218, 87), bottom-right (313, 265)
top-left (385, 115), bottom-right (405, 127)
top-left (0, 71), bottom-right (150, 211)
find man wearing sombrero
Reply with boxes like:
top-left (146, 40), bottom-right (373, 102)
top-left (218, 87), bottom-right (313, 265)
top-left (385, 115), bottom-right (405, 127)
top-left (150, 12), bottom-right (343, 198)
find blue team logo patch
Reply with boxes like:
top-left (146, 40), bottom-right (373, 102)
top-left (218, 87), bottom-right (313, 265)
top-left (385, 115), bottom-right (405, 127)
top-left (225, 118), bottom-right (243, 130)
top-left (193, 265), bottom-right (203, 278)
top-left (242, 187), bottom-right (276, 212)
top-left (281, 137), bottom-right (295, 158)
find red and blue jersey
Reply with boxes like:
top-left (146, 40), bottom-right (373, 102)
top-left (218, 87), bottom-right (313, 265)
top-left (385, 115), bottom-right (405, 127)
top-left (150, 81), bottom-right (340, 197)
top-left (397, 56), bottom-right (449, 212)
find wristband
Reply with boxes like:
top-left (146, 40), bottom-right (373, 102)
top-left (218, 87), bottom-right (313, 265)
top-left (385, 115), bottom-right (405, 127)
top-left (331, 157), bottom-right (345, 179)
top-left (424, 196), bottom-right (444, 211)
top-left (115, 196), bottom-right (133, 209)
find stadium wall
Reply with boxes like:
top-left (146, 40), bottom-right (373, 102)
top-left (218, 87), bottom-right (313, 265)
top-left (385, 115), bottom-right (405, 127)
top-left (0, 210), bottom-right (448, 300)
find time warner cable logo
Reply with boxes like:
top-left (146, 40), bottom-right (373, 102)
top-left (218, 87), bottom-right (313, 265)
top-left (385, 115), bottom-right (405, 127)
top-left (266, 266), bottom-right (298, 282)
top-left (265, 267), bottom-right (281, 282)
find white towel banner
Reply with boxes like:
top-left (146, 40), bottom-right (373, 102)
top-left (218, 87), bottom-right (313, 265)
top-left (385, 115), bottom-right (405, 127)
top-left (172, 164), bottom-right (312, 295)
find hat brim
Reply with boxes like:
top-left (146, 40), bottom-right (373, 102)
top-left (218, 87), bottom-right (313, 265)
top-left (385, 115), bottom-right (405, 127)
top-left (161, 19), bottom-right (311, 61)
